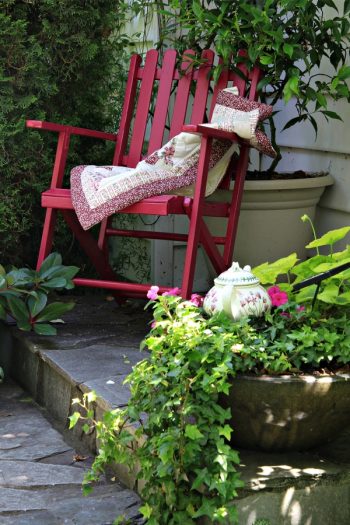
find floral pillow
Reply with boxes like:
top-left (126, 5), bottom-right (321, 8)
top-left (210, 88), bottom-right (277, 158)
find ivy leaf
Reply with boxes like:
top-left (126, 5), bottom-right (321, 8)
top-left (139, 503), bottom-right (152, 519)
top-left (218, 424), bottom-right (232, 441)
top-left (185, 424), bottom-right (204, 440)
top-left (68, 411), bottom-right (81, 429)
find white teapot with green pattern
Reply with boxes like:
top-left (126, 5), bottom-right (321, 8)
top-left (203, 262), bottom-right (271, 321)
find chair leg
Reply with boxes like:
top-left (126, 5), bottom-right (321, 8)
top-left (36, 208), bottom-right (57, 270)
top-left (181, 136), bottom-right (212, 299)
top-left (223, 145), bottom-right (249, 266)
top-left (61, 210), bottom-right (117, 281)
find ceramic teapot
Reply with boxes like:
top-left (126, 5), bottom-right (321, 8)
top-left (203, 262), bottom-right (271, 321)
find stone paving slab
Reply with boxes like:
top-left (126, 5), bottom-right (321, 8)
top-left (0, 460), bottom-right (84, 488)
top-left (39, 344), bottom-right (144, 386)
top-left (0, 381), bottom-right (141, 525)
top-left (0, 413), bottom-right (71, 461)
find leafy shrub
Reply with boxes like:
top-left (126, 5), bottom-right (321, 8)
top-left (0, 252), bottom-right (78, 335)
top-left (0, 0), bottom-right (131, 267)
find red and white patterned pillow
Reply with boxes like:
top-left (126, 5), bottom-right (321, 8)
top-left (211, 89), bottom-right (277, 158)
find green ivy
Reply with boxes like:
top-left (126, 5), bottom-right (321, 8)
top-left (70, 297), bottom-right (244, 524)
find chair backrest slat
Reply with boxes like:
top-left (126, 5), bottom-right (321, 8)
top-left (147, 49), bottom-right (177, 154)
top-left (113, 54), bottom-right (141, 165)
top-left (190, 49), bottom-right (215, 124)
top-left (113, 49), bottom-right (261, 167)
top-left (128, 49), bottom-right (159, 167)
top-left (169, 49), bottom-right (196, 138)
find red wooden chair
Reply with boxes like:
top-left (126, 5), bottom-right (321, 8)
top-left (27, 49), bottom-right (260, 299)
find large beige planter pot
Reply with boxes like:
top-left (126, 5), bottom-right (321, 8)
top-left (206, 174), bottom-right (334, 268)
top-left (223, 373), bottom-right (350, 452)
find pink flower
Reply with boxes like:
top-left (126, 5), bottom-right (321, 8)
top-left (147, 285), bottom-right (160, 300)
top-left (162, 287), bottom-right (181, 296)
top-left (270, 291), bottom-right (289, 307)
top-left (267, 286), bottom-right (281, 298)
top-left (296, 305), bottom-right (305, 312)
top-left (190, 294), bottom-right (204, 307)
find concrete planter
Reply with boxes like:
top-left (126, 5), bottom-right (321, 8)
top-left (206, 174), bottom-right (334, 268)
top-left (223, 373), bottom-right (350, 452)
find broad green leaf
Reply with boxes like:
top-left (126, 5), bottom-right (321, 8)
top-left (35, 302), bottom-right (75, 322)
top-left (16, 320), bottom-right (32, 332)
top-left (253, 253), bottom-right (298, 285)
top-left (7, 296), bottom-right (29, 323)
top-left (41, 277), bottom-right (67, 288)
top-left (40, 265), bottom-right (79, 281)
top-left (260, 55), bottom-right (273, 65)
top-left (185, 424), bottom-right (204, 440)
top-left (0, 265), bottom-right (6, 277)
top-left (317, 283), bottom-right (339, 303)
top-left (33, 323), bottom-right (57, 336)
top-left (38, 253), bottom-right (62, 276)
top-left (0, 276), bottom-right (6, 288)
top-left (338, 65), bottom-right (350, 80)
top-left (306, 226), bottom-right (350, 249)
top-left (313, 257), bottom-right (350, 273)
top-left (283, 43), bottom-right (293, 58)
top-left (28, 292), bottom-right (48, 317)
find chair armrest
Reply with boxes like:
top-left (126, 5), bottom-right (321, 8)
top-left (26, 120), bottom-right (118, 142)
top-left (182, 124), bottom-right (243, 143)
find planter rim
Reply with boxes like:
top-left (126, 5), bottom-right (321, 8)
top-left (243, 174), bottom-right (334, 191)
top-left (235, 373), bottom-right (350, 384)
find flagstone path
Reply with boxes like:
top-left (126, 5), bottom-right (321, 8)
top-left (0, 380), bottom-right (142, 525)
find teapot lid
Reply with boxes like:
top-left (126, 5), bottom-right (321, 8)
top-left (215, 262), bottom-right (260, 286)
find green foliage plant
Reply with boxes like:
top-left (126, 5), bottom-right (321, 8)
top-left (125, 0), bottom-right (350, 168)
top-left (0, 253), bottom-right (78, 335)
top-left (70, 293), bottom-right (245, 524)
top-left (249, 216), bottom-right (350, 374)
top-left (0, 0), bottom-right (132, 267)
top-left (69, 220), bottom-right (350, 523)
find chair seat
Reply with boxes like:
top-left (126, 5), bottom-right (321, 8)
top-left (42, 188), bottom-right (230, 217)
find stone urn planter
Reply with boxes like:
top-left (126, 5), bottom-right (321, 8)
top-left (206, 174), bottom-right (334, 267)
top-left (222, 373), bottom-right (350, 452)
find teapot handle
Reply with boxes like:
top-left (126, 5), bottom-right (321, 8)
top-left (221, 285), bottom-right (235, 317)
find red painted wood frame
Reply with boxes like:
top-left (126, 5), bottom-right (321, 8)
top-left (27, 49), bottom-right (261, 299)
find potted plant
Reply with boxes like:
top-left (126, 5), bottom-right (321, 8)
top-left (120, 1), bottom-right (350, 271)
